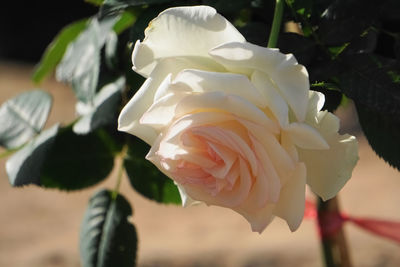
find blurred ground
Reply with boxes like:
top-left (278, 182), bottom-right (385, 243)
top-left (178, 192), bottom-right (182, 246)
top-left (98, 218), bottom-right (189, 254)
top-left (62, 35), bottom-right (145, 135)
top-left (0, 62), bottom-right (399, 267)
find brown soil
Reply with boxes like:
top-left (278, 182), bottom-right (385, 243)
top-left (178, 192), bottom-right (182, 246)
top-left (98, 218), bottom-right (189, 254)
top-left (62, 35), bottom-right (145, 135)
top-left (0, 63), bottom-right (399, 267)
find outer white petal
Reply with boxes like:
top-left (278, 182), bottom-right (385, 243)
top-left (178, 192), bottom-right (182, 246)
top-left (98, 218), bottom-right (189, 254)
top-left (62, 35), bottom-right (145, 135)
top-left (273, 163), bottom-right (306, 231)
top-left (251, 70), bottom-right (289, 127)
top-left (118, 55), bottom-right (224, 143)
top-left (175, 91), bottom-right (279, 134)
top-left (299, 112), bottom-right (359, 200)
top-left (133, 6), bottom-right (245, 76)
top-left (172, 69), bottom-right (267, 108)
top-left (210, 42), bottom-right (309, 122)
top-left (118, 76), bottom-right (159, 144)
top-left (283, 122), bottom-right (329, 150)
top-left (140, 91), bottom-right (187, 131)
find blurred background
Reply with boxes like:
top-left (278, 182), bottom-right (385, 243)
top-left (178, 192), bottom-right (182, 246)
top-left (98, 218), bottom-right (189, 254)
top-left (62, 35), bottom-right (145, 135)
top-left (1, 1), bottom-right (400, 267)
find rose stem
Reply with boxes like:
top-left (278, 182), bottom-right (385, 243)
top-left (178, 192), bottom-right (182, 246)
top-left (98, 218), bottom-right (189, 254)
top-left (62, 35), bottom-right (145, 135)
top-left (267, 0), bottom-right (284, 48)
top-left (317, 196), bottom-right (352, 267)
top-left (111, 145), bottom-right (128, 200)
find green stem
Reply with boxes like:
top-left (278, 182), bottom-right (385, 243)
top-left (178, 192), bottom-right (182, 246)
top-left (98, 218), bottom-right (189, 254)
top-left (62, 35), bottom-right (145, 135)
top-left (267, 0), bottom-right (285, 48)
top-left (317, 196), bottom-right (352, 267)
top-left (111, 146), bottom-right (128, 200)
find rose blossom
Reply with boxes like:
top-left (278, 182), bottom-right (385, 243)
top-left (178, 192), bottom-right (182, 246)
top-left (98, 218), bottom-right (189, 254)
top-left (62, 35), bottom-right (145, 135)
top-left (118, 6), bottom-right (358, 233)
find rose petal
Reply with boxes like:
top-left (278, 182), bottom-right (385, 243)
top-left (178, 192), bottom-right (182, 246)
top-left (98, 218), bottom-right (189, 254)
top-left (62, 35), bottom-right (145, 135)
top-left (283, 122), bottom-right (329, 150)
top-left (237, 119), bottom-right (296, 183)
top-left (133, 6), bottom-right (245, 76)
top-left (181, 158), bottom-right (252, 208)
top-left (175, 91), bottom-right (279, 134)
top-left (118, 76), bottom-right (159, 144)
top-left (250, 135), bottom-right (281, 205)
top-left (251, 70), bottom-right (289, 127)
top-left (118, 56), bottom-right (201, 143)
top-left (191, 126), bottom-right (258, 176)
top-left (210, 41), bottom-right (309, 121)
top-left (299, 112), bottom-right (359, 200)
top-left (172, 69), bottom-right (267, 108)
top-left (273, 163), bottom-right (306, 231)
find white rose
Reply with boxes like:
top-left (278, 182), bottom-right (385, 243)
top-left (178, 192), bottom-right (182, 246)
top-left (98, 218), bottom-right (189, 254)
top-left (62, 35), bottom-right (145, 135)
top-left (118, 6), bottom-right (358, 233)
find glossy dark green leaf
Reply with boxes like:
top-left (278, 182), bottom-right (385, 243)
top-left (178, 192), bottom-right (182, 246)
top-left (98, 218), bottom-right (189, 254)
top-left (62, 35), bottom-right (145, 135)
top-left (32, 19), bottom-right (88, 84)
top-left (6, 125), bottom-right (59, 187)
top-left (124, 137), bottom-right (181, 204)
top-left (40, 127), bottom-right (116, 190)
top-left (56, 16), bottom-right (119, 103)
top-left (0, 90), bottom-right (52, 149)
top-left (337, 54), bottom-right (400, 117)
top-left (74, 77), bottom-right (125, 134)
top-left (356, 103), bottom-right (400, 170)
top-left (337, 54), bottom-right (400, 169)
top-left (80, 189), bottom-right (137, 267)
top-left (317, 0), bottom-right (381, 46)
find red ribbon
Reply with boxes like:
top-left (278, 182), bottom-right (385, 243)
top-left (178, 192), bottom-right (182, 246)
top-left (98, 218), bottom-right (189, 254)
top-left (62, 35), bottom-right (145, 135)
top-left (304, 200), bottom-right (400, 244)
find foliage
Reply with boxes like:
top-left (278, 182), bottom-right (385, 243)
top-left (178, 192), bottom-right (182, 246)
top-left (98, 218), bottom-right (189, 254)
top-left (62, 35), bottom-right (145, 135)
top-left (1, 0), bottom-right (400, 266)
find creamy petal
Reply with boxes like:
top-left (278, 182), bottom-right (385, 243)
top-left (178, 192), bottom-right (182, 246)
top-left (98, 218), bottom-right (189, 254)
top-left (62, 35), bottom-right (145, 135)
top-left (172, 69), bottom-right (267, 108)
top-left (273, 163), bottom-right (306, 231)
top-left (210, 42), bottom-right (309, 121)
top-left (119, 56), bottom-right (204, 143)
top-left (181, 158), bottom-right (252, 208)
top-left (175, 91), bottom-right (279, 133)
top-left (133, 6), bottom-right (245, 76)
top-left (140, 91), bottom-right (187, 131)
top-left (118, 77), bottom-right (159, 144)
top-left (283, 122), bottom-right (329, 150)
top-left (238, 119), bottom-right (296, 183)
top-left (250, 135), bottom-right (281, 205)
top-left (299, 112), bottom-right (359, 200)
top-left (191, 126), bottom-right (258, 176)
top-left (251, 70), bottom-right (289, 127)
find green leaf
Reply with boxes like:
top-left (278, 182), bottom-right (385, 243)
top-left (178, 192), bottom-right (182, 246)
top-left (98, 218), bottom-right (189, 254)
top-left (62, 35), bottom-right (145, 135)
top-left (73, 77), bottom-right (125, 134)
top-left (105, 31), bottom-right (119, 70)
top-left (56, 16), bottom-right (119, 103)
top-left (80, 189), bottom-right (137, 267)
top-left (32, 19), bottom-right (88, 84)
top-left (113, 10), bottom-right (140, 34)
top-left (40, 127), bottom-right (116, 190)
top-left (356, 103), bottom-right (400, 170)
top-left (337, 54), bottom-right (400, 117)
top-left (124, 137), bottom-right (181, 204)
top-left (337, 54), bottom-right (400, 169)
top-left (317, 0), bottom-right (381, 46)
top-left (6, 124), bottom-right (59, 187)
top-left (0, 90), bottom-right (52, 149)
